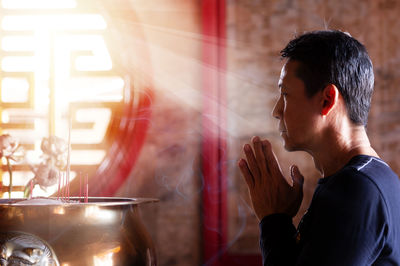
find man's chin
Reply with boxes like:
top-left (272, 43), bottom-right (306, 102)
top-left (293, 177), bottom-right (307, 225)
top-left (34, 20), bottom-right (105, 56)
top-left (283, 143), bottom-right (295, 152)
top-left (283, 142), bottom-right (304, 152)
top-left (282, 139), bottom-right (299, 152)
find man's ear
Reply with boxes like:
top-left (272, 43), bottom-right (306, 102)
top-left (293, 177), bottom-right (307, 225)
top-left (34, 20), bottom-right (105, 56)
top-left (321, 84), bottom-right (339, 116)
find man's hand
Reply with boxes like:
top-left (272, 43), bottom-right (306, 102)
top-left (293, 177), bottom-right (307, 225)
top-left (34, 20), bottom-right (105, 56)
top-left (238, 136), bottom-right (304, 221)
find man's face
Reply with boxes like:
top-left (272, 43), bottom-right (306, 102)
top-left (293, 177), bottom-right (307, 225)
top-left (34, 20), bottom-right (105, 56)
top-left (272, 60), bottom-right (321, 152)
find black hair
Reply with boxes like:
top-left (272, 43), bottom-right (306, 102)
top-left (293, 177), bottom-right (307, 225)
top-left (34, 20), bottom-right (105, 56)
top-left (280, 30), bottom-right (374, 126)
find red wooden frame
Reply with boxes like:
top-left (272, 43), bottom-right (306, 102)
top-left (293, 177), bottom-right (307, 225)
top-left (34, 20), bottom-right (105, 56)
top-left (201, 0), bottom-right (227, 264)
top-left (201, 1), bottom-right (261, 265)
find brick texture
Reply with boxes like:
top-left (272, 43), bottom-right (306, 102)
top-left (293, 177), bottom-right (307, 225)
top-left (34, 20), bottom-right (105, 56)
top-left (227, 0), bottom-right (400, 255)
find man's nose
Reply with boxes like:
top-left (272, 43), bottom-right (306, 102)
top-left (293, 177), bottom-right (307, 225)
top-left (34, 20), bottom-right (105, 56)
top-left (271, 96), bottom-right (283, 119)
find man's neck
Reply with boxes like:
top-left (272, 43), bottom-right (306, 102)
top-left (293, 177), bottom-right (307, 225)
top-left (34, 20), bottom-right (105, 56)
top-left (310, 124), bottom-right (378, 177)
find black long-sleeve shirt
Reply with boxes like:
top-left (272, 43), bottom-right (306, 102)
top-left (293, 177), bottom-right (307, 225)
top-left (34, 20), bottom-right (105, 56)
top-left (260, 155), bottom-right (400, 265)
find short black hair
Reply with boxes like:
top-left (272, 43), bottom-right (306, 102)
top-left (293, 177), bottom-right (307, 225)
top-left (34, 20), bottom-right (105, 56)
top-left (280, 30), bottom-right (374, 126)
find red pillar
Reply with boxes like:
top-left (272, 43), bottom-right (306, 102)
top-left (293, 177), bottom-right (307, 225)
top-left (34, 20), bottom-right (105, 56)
top-left (201, 0), bottom-right (227, 265)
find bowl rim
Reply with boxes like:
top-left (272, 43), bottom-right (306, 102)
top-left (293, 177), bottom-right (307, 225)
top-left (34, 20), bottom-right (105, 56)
top-left (0, 197), bottom-right (159, 206)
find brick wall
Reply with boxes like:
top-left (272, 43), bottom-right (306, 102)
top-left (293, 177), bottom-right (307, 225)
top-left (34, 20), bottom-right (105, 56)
top-left (226, 0), bottom-right (400, 256)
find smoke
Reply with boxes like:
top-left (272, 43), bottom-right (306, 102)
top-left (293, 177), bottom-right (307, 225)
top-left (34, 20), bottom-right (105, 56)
top-left (203, 197), bottom-right (253, 266)
top-left (98, 2), bottom-right (320, 264)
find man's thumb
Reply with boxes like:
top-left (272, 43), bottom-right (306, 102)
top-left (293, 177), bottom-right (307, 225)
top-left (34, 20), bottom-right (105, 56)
top-left (291, 165), bottom-right (304, 190)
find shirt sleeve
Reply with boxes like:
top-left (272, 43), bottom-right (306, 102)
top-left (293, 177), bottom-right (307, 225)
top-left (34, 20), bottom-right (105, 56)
top-left (259, 213), bottom-right (297, 266)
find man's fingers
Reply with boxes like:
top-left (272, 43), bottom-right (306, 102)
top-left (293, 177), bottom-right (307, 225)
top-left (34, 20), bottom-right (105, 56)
top-left (243, 143), bottom-right (261, 179)
top-left (238, 159), bottom-right (254, 188)
top-left (291, 165), bottom-right (304, 194)
top-left (262, 140), bottom-right (283, 177)
top-left (252, 136), bottom-right (268, 177)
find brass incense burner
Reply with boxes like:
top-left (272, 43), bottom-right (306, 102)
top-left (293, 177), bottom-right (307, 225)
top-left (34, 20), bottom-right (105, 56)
top-left (0, 197), bottom-right (157, 266)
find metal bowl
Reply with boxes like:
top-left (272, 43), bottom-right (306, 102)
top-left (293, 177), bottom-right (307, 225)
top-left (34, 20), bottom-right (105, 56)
top-left (0, 197), bottom-right (157, 266)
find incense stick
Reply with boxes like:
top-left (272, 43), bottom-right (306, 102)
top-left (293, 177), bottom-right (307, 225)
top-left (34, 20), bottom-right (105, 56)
top-left (57, 170), bottom-right (61, 200)
top-left (85, 173), bottom-right (88, 203)
top-left (66, 114), bottom-right (72, 201)
top-left (61, 172), bottom-right (64, 199)
top-left (79, 172), bottom-right (82, 202)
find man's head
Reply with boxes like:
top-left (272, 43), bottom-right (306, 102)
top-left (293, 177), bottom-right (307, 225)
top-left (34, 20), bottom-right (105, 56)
top-left (280, 30), bottom-right (374, 126)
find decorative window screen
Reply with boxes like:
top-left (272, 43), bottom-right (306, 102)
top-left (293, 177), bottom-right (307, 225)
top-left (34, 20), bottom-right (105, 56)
top-left (0, 0), bottom-right (149, 198)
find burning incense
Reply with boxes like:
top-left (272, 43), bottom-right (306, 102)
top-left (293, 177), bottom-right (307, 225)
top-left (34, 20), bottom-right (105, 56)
top-left (57, 170), bottom-right (61, 200)
top-left (66, 114), bottom-right (72, 201)
top-left (67, 172), bottom-right (70, 200)
top-left (62, 172), bottom-right (65, 199)
top-left (79, 172), bottom-right (82, 202)
top-left (85, 173), bottom-right (89, 203)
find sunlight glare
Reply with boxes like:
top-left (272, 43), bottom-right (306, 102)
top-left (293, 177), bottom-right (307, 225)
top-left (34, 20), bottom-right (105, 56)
top-left (1, 78), bottom-right (29, 103)
top-left (2, 36), bottom-right (35, 51)
top-left (2, 0), bottom-right (77, 9)
top-left (0, 0), bottom-right (122, 198)
top-left (2, 15), bottom-right (107, 31)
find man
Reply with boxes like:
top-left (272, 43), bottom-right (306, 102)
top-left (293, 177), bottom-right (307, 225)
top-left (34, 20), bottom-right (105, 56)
top-left (238, 30), bottom-right (400, 265)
